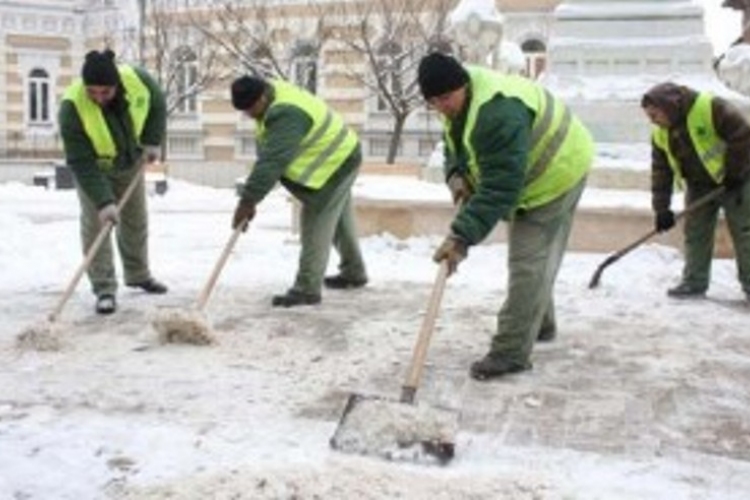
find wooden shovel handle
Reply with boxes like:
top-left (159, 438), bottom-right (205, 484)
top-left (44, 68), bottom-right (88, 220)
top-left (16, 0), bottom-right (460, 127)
top-left (194, 223), bottom-right (245, 312)
top-left (400, 260), bottom-right (450, 403)
top-left (48, 161), bottom-right (153, 322)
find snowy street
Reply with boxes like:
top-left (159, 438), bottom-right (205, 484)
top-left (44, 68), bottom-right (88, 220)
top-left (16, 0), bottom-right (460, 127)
top-left (1, 178), bottom-right (749, 499)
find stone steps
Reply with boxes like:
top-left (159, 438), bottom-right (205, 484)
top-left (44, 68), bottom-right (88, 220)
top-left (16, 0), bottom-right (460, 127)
top-left (345, 161), bottom-right (735, 258)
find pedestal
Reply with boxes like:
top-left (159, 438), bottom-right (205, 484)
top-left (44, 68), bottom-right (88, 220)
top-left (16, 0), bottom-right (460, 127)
top-left (542, 0), bottom-right (731, 143)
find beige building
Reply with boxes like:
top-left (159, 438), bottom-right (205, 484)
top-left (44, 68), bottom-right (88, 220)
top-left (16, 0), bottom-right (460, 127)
top-left (0, 0), bottom-right (558, 186)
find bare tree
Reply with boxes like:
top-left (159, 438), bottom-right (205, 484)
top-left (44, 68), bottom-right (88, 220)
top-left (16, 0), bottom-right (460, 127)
top-left (186, 0), bottom-right (329, 84)
top-left (147, 3), bottom-right (229, 118)
top-left (324, 0), bottom-right (454, 164)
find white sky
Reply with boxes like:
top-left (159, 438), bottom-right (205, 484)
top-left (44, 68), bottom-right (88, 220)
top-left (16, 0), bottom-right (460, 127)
top-left (1, 175), bottom-right (749, 499)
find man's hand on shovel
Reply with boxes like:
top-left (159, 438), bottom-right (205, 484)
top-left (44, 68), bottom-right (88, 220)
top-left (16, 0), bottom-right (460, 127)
top-left (232, 200), bottom-right (256, 232)
top-left (433, 234), bottom-right (467, 276)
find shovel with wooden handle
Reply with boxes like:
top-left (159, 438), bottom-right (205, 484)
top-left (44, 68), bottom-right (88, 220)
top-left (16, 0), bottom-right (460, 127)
top-left (16, 161), bottom-right (154, 350)
top-left (151, 223), bottom-right (246, 346)
top-left (329, 257), bottom-right (458, 465)
top-left (588, 186), bottom-right (725, 289)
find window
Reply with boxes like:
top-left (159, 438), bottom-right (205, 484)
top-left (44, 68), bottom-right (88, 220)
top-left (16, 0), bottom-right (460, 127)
top-left (28, 68), bottom-right (51, 124)
top-left (173, 46), bottom-right (198, 115)
top-left (291, 41), bottom-right (318, 94)
top-left (521, 39), bottom-right (547, 80)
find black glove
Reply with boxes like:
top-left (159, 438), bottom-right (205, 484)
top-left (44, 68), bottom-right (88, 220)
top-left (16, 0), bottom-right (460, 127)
top-left (655, 210), bottom-right (675, 233)
top-left (232, 200), bottom-right (256, 231)
top-left (432, 235), bottom-right (468, 276)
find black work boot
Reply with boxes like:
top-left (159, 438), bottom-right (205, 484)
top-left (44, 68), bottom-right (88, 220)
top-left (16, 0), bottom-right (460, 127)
top-left (323, 275), bottom-right (368, 289)
top-left (666, 283), bottom-right (706, 299)
top-left (537, 327), bottom-right (556, 342)
top-left (271, 289), bottom-right (321, 308)
top-left (127, 278), bottom-right (168, 294)
top-left (470, 352), bottom-right (531, 381)
top-left (95, 294), bottom-right (117, 315)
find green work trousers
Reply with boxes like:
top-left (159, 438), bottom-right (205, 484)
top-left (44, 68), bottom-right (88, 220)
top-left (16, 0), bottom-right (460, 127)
top-left (287, 154), bottom-right (367, 296)
top-left (681, 181), bottom-right (750, 293)
top-left (76, 165), bottom-right (151, 297)
top-left (490, 178), bottom-right (586, 364)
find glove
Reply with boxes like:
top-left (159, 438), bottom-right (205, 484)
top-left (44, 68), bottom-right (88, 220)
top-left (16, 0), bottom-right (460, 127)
top-left (143, 145), bottom-right (161, 164)
top-left (232, 200), bottom-right (256, 231)
top-left (98, 203), bottom-right (119, 226)
top-left (447, 173), bottom-right (472, 205)
top-left (654, 210), bottom-right (675, 233)
top-left (432, 235), bottom-right (468, 275)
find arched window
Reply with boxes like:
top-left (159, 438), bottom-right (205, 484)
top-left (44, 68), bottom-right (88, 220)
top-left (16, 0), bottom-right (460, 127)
top-left (291, 41), bottom-right (318, 94)
top-left (521, 39), bottom-right (547, 79)
top-left (173, 46), bottom-right (198, 115)
top-left (28, 68), bottom-right (51, 124)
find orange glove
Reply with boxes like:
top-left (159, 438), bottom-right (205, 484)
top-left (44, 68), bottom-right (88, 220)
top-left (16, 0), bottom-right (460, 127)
top-left (432, 235), bottom-right (468, 275)
top-left (232, 200), bottom-right (256, 231)
top-left (447, 173), bottom-right (472, 205)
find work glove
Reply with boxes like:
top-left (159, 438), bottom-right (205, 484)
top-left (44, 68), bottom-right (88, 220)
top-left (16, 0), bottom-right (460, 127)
top-left (232, 200), bottom-right (256, 232)
top-left (432, 234), bottom-right (468, 276)
top-left (447, 173), bottom-right (472, 205)
top-left (654, 210), bottom-right (675, 233)
top-left (98, 203), bottom-right (119, 226)
top-left (143, 145), bottom-right (161, 164)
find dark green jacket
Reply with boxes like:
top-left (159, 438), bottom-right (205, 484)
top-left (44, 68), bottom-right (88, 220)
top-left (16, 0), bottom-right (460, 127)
top-left (240, 100), bottom-right (359, 207)
top-left (58, 66), bottom-right (166, 208)
top-left (444, 92), bottom-right (532, 245)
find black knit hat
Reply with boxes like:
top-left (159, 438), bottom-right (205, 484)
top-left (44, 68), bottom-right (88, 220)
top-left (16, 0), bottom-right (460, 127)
top-left (82, 49), bottom-right (120, 86)
top-left (231, 76), bottom-right (267, 110)
top-left (418, 52), bottom-right (470, 100)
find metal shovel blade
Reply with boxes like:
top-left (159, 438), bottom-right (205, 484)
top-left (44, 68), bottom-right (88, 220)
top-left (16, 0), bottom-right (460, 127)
top-left (329, 393), bottom-right (457, 465)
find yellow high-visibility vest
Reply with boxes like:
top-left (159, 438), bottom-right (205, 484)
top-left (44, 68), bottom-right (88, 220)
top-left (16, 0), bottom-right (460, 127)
top-left (62, 65), bottom-right (151, 170)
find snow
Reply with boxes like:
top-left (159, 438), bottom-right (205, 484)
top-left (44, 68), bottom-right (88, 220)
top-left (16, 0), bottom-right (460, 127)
top-left (1, 172), bottom-right (749, 500)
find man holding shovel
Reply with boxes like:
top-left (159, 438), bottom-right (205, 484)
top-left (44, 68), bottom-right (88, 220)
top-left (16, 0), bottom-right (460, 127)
top-left (417, 52), bottom-right (594, 380)
top-left (641, 82), bottom-right (750, 300)
top-left (230, 75), bottom-right (368, 307)
top-left (58, 49), bottom-right (168, 315)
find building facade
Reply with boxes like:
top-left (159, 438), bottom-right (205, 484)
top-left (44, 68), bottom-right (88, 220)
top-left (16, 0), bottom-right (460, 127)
top-left (0, 0), bottom-right (557, 185)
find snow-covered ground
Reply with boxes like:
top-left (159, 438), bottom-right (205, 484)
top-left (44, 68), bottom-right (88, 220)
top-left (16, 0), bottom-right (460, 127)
top-left (1, 175), bottom-right (749, 500)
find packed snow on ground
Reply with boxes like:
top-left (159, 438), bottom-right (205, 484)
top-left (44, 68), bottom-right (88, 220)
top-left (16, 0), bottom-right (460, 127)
top-left (1, 174), bottom-right (749, 500)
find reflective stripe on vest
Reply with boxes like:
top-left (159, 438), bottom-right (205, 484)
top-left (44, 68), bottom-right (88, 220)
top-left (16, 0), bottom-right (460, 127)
top-left (257, 80), bottom-right (357, 189)
top-left (62, 66), bottom-right (151, 170)
top-left (526, 89), bottom-right (573, 185)
top-left (652, 92), bottom-right (725, 187)
top-left (444, 66), bottom-right (592, 209)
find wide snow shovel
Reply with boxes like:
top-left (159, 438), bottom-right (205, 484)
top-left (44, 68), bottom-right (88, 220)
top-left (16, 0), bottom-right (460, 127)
top-left (151, 224), bottom-right (245, 346)
top-left (588, 186), bottom-right (726, 289)
top-left (329, 260), bottom-right (458, 465)
top-left (16, 161), bottom-right (153, 351)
